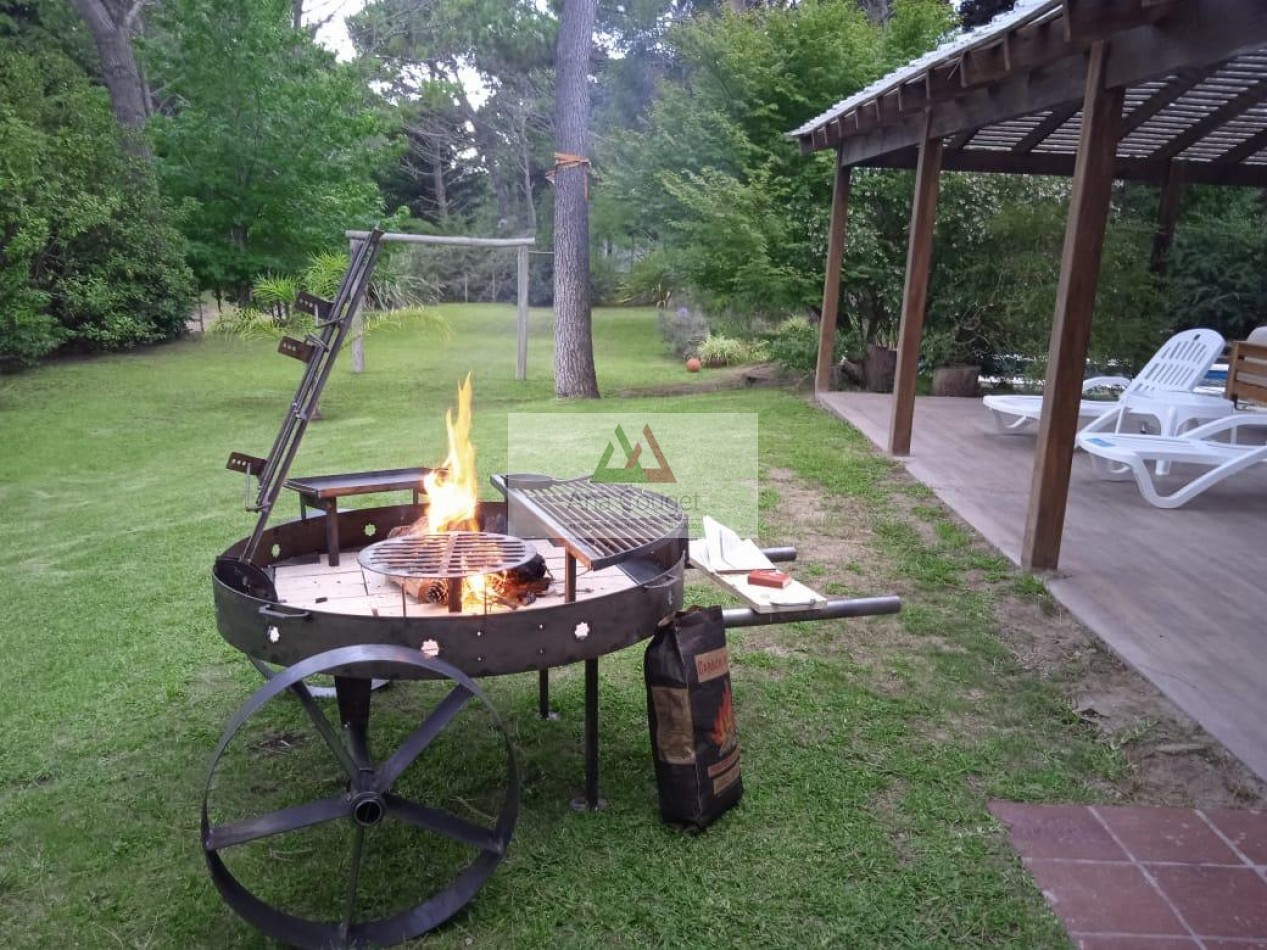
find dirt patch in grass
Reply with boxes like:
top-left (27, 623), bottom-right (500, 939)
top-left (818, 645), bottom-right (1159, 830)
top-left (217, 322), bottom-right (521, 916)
top-left (994, 586), bottom-right (1265, 807)
top-left (614, 363), bottom-right (783, 397)
top-left (761, 467), bottom-right (885, 588)
top-left (759, 465), bottom-right (1267, 809)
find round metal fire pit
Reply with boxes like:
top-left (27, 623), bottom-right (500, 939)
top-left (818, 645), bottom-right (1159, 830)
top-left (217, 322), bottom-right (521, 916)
top-left (212, 500), bottom-right (686, 681)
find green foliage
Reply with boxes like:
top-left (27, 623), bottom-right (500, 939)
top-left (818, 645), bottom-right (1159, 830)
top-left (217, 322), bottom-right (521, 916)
top-left (1164, 188), bottom-right (1267, 342)
top-left (928, 182), bottom-right (1170, 374)
top-left (763, 315), bottom-right (839, 376)
top-left (302, 252), bottom-right (351, 300)
top-left (251, 274), bottom-right (300, 321)
top-left (602, 0), bottom-right (954, 321)
top-left (0, 22), bottom-right (193, 367)
top-left (696, 333), bottom-right (767, 367)
top-left (349, 0), bottom-right (554, 239)
top-left (619, 250), bottom-right (679, 307)
top-left (207, 306), bottom-right (288, 341)
top-left (211, 252), bottom-right (449, 341)
top-left (839, 169), bottom-right (918, 350)
top-left (147, 0), bottom-right (391, 297)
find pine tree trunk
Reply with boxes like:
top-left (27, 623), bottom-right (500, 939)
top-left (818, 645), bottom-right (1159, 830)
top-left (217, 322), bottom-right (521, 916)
top-left (69, 0), bottom-right (150, 156)
top-left (552, 0), bottom-right (600, 399)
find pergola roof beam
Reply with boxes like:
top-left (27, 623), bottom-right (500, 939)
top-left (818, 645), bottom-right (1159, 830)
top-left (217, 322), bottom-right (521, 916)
top-left (1119, 65), bottom-right (1218, 135)
top-left (1015, 102), bottom-right (1082, 152)
top-left (1149, 76), bottom-right (1267, 160)
top-left (861, 146), bottom-right (1267, 186)
top-left (1215, 125), bottom-right (1267, 163)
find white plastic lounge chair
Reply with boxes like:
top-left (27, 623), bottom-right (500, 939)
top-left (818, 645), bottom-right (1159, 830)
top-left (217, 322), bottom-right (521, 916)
top-left (984, 328), bottom-right (1228, 436)
top-left (1076, 414), bottom-right (1267, 508)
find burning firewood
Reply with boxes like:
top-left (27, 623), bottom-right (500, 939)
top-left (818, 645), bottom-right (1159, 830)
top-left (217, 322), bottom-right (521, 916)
top-left (384, 525), bottom-right (552, 609)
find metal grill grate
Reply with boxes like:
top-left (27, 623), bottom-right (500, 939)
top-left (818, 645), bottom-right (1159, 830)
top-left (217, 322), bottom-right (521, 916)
top-left (358, 532), bottom-right (536, 580)
top-left (495, 475), bottom-right (687, 571)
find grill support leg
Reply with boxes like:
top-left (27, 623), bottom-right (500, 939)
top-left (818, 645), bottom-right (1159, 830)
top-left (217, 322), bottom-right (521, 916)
top-left (564, 553), bottom-right (604, 811)
top-left (537, 670), bottom-right (556, 721)
top-left (574, 657), bottom-right (605, 812)
top-left (539, 552), bottom-right (580, 723)
top-left (335, 676), bottom-right (374, 773)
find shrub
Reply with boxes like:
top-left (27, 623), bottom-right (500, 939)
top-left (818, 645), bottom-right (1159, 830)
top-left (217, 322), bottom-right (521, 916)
top-left (208, 307), bottom-right (288, 341)
top-left (252, 274), bottom-right (300, 321)
top-left (763, 317), bottom-right (825, 375)
top-left (620, 250), bottom-right (679, 308)
top-left (657, 306), bottom-right (710, 359)
top-left (1, 38), bottom-right (193, 367)
top-left (696, 334), bottom-right (768, 367)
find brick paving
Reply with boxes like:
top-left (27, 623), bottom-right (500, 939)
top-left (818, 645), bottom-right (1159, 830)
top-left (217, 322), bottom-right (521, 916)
top-left (991, 802), bottom-right (1267, 948)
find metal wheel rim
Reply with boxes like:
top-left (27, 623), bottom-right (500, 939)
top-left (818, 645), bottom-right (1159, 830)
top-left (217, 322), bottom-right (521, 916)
top-left (201, 645), bottom-right (518, 948)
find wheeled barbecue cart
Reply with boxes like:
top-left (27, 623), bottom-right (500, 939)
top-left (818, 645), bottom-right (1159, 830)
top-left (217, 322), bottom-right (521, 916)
top-left (207, 230), bottom-right (900, 947)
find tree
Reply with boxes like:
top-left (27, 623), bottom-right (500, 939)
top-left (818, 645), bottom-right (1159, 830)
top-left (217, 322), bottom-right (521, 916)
top-left (602, 0), bottom-right (953, 328)
top-left (66, 0), bottom-right (150, 152)
top-left (147, 0), bottom-right (390, 300)
top-left (348, 0), bottom-right (556, 235)
top-left (552, 0), bottom-right (600, 397)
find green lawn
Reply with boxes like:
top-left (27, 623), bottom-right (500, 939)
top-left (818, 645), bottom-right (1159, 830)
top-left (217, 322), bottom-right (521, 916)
top-left (0, 304), bottom-right (1137, 947)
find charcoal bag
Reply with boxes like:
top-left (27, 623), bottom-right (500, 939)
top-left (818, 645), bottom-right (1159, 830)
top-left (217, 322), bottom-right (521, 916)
top-left (644, 606), bottom-right (742, 830)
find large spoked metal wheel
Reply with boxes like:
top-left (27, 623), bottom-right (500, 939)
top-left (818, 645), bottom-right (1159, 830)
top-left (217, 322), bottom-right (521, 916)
top-left (202, 645), bottom-right (518, 948)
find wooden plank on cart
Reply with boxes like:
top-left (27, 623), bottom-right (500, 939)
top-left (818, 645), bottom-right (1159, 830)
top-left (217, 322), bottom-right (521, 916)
top-left (688, 539), bottom-right (827, 614)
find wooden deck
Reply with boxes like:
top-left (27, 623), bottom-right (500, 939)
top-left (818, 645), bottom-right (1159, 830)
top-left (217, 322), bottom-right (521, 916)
top-left (819, 392), bottom-right (1267, 781)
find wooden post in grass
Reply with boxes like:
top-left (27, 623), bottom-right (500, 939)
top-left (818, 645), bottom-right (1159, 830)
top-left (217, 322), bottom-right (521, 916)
top-left (1022, 43), bottom-right (1124, 572)
top-left (517, 244), bottom-right (530, 380)
top-left (888, 114), bottom-right (943, 456)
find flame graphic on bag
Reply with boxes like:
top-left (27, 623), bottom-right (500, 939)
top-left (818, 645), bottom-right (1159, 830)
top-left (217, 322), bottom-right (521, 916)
top-left (710, 681), bottom-right (738, 756)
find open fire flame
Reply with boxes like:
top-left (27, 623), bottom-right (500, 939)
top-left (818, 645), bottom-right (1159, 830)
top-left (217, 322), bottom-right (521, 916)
top-left (412, 373), bottom-right (489, 608)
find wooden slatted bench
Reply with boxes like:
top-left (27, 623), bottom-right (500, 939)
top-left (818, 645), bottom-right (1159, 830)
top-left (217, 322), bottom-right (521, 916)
top-left (1225, 340), bottom-right (1267, 409)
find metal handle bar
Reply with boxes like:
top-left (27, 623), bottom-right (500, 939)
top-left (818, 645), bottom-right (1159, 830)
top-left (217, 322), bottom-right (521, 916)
top-left (721, 595), bottom-right (900, 628)
top-left (258, 604), bottom-right (313, 622)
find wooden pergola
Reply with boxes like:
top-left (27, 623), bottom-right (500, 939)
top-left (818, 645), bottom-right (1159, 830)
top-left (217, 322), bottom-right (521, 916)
top-left (791, 0), bottom-right (1267, 572)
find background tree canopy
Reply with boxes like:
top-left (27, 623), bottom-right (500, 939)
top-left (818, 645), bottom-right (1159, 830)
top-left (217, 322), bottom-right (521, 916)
top-left (1, 3), bottom-right (192, 366)
top-left (2, 0), bottom-right (1266, 371)
top-left (146, 0), bottom-right (391, 303)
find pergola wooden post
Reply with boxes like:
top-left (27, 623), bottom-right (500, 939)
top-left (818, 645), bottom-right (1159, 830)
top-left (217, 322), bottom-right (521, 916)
top-left (1021, 43), bottom-right (1124, 571)
top-left (815, 155), bottom-right (851, 394)
top-left (888, 117), bottom-right (943, 456)
top-left (1149, 162), bottom-right (1187, 272)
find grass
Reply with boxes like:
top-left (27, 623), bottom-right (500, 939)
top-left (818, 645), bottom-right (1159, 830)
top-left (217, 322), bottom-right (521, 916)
top-left (0, 304), bottom-right (1130, 947)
